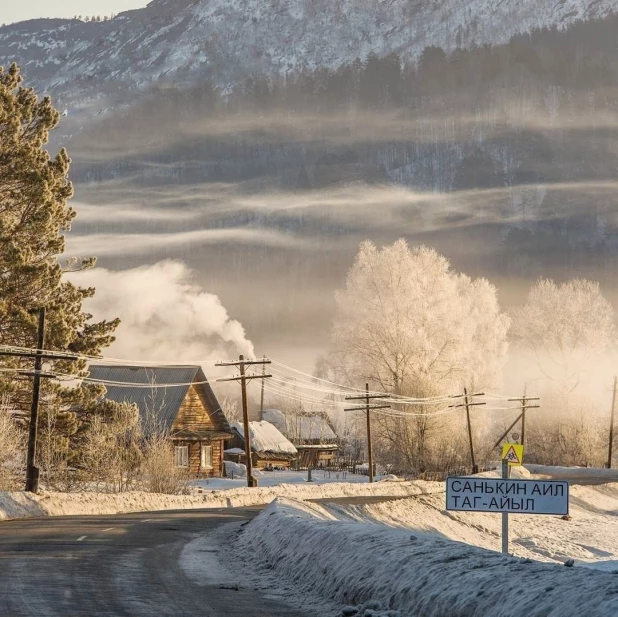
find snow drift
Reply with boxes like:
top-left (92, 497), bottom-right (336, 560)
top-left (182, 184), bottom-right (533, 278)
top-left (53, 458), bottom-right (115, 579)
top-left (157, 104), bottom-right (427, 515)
top-left (0, 480), bottom-right (441, 521)
top-left (238, 497), bottom-right (618, 617)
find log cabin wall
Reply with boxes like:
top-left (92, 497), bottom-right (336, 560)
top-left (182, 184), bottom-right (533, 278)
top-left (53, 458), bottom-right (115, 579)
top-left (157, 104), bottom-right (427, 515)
top-left (173, 439), bottom-right (225, 477)
top-left (253, 455), bottom-right (291, 469)
top-left (171, 384), bottom-right (229, 477)
top-left (173, 384), bottom-right (222, 432)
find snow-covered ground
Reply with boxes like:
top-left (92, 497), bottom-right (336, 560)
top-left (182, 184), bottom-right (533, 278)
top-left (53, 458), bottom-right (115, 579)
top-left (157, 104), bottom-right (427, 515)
top-left (0, 479), bottom-right (442, 521)
top-left (525, 464), bottom-right (618, 482)
top-left (231, 494), bottom-right (618, 616)
top-left (196, 469), bottom-right (382, 489)
top-left (318, 483), bottom-right (618, 567)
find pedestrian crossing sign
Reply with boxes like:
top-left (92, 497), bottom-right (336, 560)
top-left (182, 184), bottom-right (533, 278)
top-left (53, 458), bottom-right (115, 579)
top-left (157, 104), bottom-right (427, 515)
top-left (501, 443), bottom-right (524, 466)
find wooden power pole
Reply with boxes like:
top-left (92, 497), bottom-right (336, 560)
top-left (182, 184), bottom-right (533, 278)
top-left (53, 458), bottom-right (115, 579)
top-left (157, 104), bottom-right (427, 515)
top-left (507, 393), bottom-right (540, 449)
top-left (26, 308), bottom-right (46, 493)
top-left (345, 384), bottom-right (391, 482)
top-left (0, 308), bottom-right (79, 492)
top-left (449, 390), bottom-right (486, 474)
top-left (464, 388), bottom-right (477, 474)
top-left (608, 376), bottom-right (618, 469)
top-left (216, 355), bottom-right (272, 487)
top-left (259, 354), bottom-right (266, 421)
top-left (492, 393), bottom-right (540, 452)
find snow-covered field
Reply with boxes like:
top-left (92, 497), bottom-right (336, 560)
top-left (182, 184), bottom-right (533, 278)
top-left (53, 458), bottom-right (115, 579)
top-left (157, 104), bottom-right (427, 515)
top-left (232, 491), bottom-right (618, 616)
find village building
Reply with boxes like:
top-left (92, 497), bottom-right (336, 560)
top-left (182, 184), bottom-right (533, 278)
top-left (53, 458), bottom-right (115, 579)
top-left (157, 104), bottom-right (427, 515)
top-left (87, 364), bottom-right (232, 477)
top-left (226, 420), bottom-right (297, 469)
top-left (263, 409), bottom-right (339, 468)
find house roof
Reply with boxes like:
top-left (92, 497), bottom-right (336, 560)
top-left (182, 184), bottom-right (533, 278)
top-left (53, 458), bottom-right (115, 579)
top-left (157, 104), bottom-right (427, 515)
top-left (232, 421), bottom-right (297, 455)
top-left (263, 409), bottom-right (338, 444)
top-left (87, 364), bottom-right (231, 436)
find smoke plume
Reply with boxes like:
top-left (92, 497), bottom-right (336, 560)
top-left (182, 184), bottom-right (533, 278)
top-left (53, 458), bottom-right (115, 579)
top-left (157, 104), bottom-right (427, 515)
top-left (69, 260), bottom-right (255, 363)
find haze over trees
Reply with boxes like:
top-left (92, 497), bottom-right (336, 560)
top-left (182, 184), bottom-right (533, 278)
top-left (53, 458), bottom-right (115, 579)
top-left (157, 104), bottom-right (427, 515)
top-left (322, 239), bottom-right (510, 471)
top-left (318, 240), bottom-right (618, 473)
top-left (509, 278), bottom-right (618, 467)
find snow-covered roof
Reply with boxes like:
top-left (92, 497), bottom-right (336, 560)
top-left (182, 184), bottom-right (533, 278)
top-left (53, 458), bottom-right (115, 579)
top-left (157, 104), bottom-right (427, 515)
top-left (263, 409), bottom-right (337, 443)
top-left (232, 421), bottom-right (297, 455)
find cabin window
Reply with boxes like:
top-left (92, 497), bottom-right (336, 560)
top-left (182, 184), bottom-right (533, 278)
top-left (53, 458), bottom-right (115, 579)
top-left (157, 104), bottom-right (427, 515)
top-left (175, 446), bottom-right (189, 468)
top-left (201, 445), bottom-right (213, 469)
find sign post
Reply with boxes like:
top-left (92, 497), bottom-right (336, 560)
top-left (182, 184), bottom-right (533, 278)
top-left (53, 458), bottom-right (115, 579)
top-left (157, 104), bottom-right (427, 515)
top-left (501, 442), bottom-right (524, 466)
top-left (446, 476), bottom-right (569, 554)
top-left (446, 477), bottom-right (568, 514)
top-left (448, 438), bottom-right (567, 554)
top-left (501, 459), bottom-right (509, 554)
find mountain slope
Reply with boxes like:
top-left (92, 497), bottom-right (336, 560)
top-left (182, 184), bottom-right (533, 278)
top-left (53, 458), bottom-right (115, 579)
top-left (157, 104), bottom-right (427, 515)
top-left (1, 0), bottom-right (618, 111)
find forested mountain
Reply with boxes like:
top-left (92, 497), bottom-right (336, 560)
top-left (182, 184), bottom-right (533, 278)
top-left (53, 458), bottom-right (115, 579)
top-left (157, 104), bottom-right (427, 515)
top-left (1, 0), bottom-right (616, 110)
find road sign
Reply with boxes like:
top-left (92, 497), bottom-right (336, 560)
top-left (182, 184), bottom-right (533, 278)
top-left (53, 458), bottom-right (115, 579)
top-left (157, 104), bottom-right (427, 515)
top-left (502, 443), bottom-right (524, 466)
top-left (446, 477), bottom-right (569, 515)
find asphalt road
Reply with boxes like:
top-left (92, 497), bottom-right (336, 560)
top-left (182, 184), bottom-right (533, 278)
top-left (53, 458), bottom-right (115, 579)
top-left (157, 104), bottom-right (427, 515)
top-left (0, 507), bottom-right (310, 617)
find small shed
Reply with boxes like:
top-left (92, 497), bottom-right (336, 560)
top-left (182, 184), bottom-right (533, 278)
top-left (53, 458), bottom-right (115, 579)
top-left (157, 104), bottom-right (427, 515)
top-left (88, 364), bottom-right (232, 477)
top-left (263, 409), bottom-right (339, 468)
top-left (227, 421), bottom-right (297, 469)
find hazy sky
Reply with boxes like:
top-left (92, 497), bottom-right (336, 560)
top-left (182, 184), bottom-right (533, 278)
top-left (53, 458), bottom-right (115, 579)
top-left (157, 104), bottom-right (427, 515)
top-left (4, 1), bottom-right (149, 24)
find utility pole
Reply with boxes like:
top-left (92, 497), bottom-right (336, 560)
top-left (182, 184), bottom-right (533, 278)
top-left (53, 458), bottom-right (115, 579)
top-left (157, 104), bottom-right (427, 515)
top-left (492, 393), bottom-right (540, 451)
top-left (26, 308), bottom-right (45, 493)
top-left (259, 354), bottom-right (266, 421)
top-left (608, 376), bottom-right (618, 469)
top-left (0, 308), bottom-right (79, 492)
top-left (345, 384), bottom-right (391, 482)
top-left (501, 457), bottom-right (510, 554)
top-left (507, 393), bottom-right (540, 449)
top-left (449, 390), bottom-right (485, 474)
top-left (216, 355), bottom-right (272, 487)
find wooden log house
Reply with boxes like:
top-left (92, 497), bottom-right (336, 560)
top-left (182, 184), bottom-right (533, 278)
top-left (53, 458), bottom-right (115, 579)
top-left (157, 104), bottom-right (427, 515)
top-left (263, 409), bottom-right (339, 468)
top-left (87, 364), bottom-right (232, 477)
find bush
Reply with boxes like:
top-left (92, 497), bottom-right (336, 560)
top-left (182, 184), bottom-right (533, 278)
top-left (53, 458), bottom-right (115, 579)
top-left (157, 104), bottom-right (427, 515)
top-left (140, 433), bottom-right (190, 494)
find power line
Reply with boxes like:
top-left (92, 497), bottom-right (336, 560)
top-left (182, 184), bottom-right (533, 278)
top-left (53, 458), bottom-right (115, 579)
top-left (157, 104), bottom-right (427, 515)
top-left (269, 359), bottom-right (462, 402)
top-left (267, 370), bottom-right (457, 405)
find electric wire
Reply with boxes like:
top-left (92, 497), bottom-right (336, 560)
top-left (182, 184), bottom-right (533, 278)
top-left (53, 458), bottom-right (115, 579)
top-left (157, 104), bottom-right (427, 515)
top-left (0, 347), bottom-right (533, 405)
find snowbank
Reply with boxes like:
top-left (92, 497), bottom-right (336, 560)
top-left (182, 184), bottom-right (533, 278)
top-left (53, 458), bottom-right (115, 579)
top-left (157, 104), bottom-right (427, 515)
top-left (238, 497), bottom-right (618, 617)
top-left (311, 482), bottom-right (618, 567)
top-left (0, 480), bottom-right (442, 521)
top-left (224, 460), bottom-right (247, 478)
top-left (525, 464), bottom-right (618, 481)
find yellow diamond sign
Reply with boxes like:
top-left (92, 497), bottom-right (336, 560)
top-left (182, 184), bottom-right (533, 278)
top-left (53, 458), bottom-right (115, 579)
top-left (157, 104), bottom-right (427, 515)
top-left (501, 443), bottom-right (524, 466)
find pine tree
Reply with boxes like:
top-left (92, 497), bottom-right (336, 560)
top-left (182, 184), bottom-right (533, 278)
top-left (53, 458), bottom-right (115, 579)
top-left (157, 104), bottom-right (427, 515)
top-left (0, 63), bottom-right (122, 480)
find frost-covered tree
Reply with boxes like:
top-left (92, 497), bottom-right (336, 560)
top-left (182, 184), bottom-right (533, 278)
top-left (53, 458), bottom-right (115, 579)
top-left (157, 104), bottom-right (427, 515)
top-left (323, 240), bottom-right (510, 471)
top-left (325, 240), bottom-right (509, 396)
top-left (510, 278), bottom-right (616, 389)
top-left (509, 278), bottom-right (617, 466)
